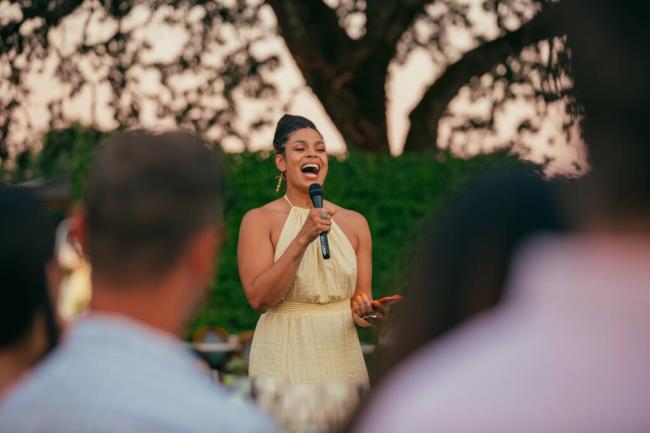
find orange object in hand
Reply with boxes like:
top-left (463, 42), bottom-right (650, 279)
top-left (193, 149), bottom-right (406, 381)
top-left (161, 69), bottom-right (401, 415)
top-left (375, 294), bottom-right (402, 306)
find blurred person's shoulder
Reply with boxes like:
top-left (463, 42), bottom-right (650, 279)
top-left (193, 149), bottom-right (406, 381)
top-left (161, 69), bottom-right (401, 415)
top-left (0, 373), bottom-right (274, 433)
top-left (0, 317), bottom-right (277, 433)
top-left (354, 304), bottom-right (538, 433)
top-left (0, 401), bottom-right (274, 433)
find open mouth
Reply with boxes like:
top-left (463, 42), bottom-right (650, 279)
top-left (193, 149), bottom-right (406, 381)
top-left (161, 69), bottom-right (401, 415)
top-left (300, 163), bottom-right (321, 179)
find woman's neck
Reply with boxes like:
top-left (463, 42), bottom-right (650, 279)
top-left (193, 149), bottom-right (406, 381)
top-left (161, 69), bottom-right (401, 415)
top-left (285, 187), bottom-right (313, 209)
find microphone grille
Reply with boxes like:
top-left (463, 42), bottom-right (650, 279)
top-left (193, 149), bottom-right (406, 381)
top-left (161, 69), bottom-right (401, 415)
top-left (308, 183), bottom-right (322, 197)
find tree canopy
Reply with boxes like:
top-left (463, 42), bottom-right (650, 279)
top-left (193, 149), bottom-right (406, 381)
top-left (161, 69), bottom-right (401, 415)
top-left (1, 0), bottom-right (577, 164)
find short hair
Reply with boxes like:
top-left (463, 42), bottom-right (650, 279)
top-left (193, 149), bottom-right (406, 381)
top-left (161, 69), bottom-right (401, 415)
top-left (272, 114), bottom-right (321, 155)
top-left (85, 130), bottom-right (225, 282)
top-left (564, 0), bottom-right (650, 214)
top-left (0, 187), bottom-right (58, 348)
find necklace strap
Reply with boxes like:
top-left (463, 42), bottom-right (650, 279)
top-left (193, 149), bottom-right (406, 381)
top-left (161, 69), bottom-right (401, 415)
top-left (283, 195), bottom-right (293, 207)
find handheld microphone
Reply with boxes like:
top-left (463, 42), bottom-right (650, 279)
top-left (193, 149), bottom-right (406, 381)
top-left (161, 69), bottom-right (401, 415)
top-left (308, 183), bottom-right (331, 260)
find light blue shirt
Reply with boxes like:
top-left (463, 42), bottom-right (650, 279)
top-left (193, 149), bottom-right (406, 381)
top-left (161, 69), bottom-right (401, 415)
top-left (0, 314), bottom-right (276, 433)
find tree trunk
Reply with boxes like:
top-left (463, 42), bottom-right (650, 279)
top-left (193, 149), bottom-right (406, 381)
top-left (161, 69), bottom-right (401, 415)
top-left (322, 57), bottom-right (392, 153)
top-left (267, 0), bottom-right (395, 153)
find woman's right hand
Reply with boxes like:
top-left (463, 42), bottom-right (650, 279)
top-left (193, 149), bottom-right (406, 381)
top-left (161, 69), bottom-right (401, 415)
top-left (297, 207), bottom-right (337, 245)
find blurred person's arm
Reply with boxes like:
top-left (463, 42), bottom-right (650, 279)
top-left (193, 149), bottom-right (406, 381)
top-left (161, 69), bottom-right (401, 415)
top-left (238, 206), bottom-right (334, 313)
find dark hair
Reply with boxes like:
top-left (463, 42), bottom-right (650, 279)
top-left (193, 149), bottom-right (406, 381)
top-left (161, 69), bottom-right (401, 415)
top-left (85, 130), bottom-right (225, 282)
top-left (368, 168), bottom-right (567, 384)
top-left (272, 114), bottom-right (320, 155)
top-left (0, 187), bottom-right (59, 349)
top-left (564, 0), bottom-right (650, 214)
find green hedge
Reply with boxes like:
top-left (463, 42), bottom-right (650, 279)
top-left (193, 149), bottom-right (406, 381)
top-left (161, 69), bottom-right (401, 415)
top-left (4, 125), bottom-right (536, 343)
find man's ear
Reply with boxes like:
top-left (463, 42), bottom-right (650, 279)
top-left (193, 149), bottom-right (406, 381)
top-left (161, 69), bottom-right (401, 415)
top-left (45, 259), bottom-right (63, 325)
top-left (69, 210), bottom-right (88, 259)
top-left (187, 226), bottom-right (222, 279)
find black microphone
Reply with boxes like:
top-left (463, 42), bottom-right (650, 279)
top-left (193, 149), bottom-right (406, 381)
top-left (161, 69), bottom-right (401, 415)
top-left (308, 183), bottom-right (331, 260)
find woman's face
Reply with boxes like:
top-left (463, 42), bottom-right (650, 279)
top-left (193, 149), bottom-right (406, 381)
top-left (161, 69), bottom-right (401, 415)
top-left (276, 128), bottom-right (328, 190)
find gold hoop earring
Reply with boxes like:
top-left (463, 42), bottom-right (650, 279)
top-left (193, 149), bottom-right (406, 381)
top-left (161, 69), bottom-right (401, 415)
top-left (275, 172), bottom-right (286, 193)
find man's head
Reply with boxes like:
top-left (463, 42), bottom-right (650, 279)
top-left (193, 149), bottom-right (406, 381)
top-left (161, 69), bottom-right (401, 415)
top-left (0, 187), bottom-right (59, 380)
top-left (564, 0), bottom-right (650, 220)
top-left (78, 130), bottom-right (225, 331)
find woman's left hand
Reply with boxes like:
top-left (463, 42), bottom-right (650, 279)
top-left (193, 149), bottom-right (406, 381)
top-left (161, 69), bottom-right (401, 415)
top-left (351, 293), bottom-right (388, 326)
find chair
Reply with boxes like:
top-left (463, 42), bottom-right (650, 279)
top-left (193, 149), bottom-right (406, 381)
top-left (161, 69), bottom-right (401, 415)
top-left (192, 326), bottom-right (234, 370)
top-left (238, 331), bottom-right (255, 366)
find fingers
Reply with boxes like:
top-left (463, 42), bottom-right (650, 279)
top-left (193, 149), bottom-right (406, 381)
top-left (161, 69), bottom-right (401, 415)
top-left (366, 300), bottom-right (386, 323)
top-left (377, 294), bottom-right (402, 305)
top-left (315, 221), bottom-right (332, 233)
top-left (363, 314), bottom-right (383, 326)
top-left (351, 294), bottom-right (390, 326)
top-left (352, 293), bottom-right (373, 316)
top-left (314, 208), bottom-right (335, 221)
top-left (309, 208), bottom-right (334, 233)
top-left (361, 294), bottom-right (372, 314)
top-left (351, 295), bottom-right (360, 316)
top-left (351, 294), bottom-right (362, 316)
top-left (370, 300), bottom-right (388, 316)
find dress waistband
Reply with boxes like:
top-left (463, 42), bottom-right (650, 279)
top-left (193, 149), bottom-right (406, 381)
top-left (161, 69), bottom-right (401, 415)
top-left (268, 299), bottom-right (350, 314)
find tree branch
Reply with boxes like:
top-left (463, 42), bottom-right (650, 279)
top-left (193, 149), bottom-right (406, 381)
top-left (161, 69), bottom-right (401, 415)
top-left (364, 0), bottom-right (429, 58)
top-left (404, 2), bottom-right (564, 152)
top-left (265, 0), bottom-right (355, 79)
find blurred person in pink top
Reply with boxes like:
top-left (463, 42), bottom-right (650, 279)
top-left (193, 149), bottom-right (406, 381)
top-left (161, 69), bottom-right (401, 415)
top-left (366, 167), bottom-right (567, 386)
top-left (352, 1), bottom-right (650, 432)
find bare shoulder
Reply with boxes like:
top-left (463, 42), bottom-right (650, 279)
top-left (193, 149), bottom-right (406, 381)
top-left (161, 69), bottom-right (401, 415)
top-left (242, 199), bottom-right (289, 226)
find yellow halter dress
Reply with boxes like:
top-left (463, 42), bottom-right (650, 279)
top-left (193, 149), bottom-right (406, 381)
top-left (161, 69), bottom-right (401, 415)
top-left (248, 196), bottom-right (369, 386)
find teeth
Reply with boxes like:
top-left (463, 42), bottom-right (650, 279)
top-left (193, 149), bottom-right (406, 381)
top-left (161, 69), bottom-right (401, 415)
top-left (302, 163), bottom-right (319, 170)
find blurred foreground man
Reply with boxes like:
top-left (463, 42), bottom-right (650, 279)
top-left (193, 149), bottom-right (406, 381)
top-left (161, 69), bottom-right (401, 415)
top-left (0, 131), bottom-right (275, 433)
top-left (353, 1), bottom-right (650, 433)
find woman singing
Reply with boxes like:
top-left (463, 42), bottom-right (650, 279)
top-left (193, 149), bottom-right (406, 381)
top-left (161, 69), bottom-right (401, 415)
top-left (238, 114), bottom-right (389, 386)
